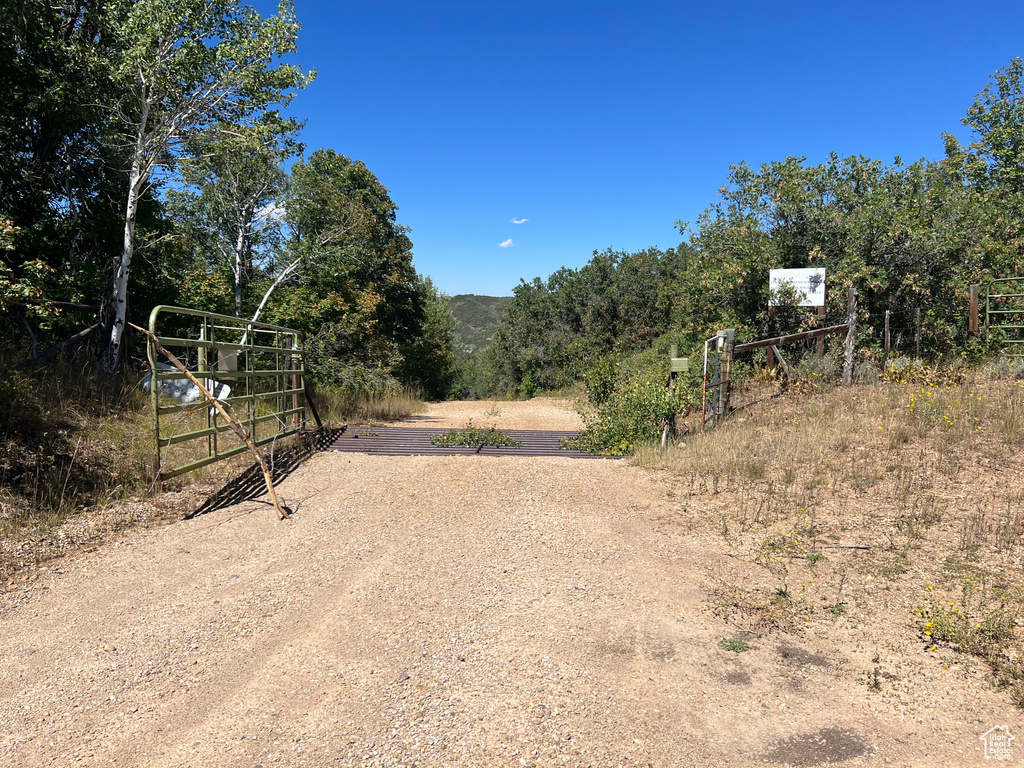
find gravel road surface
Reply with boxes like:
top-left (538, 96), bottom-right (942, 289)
top-left (0, 401), bottom-right (1007, 766)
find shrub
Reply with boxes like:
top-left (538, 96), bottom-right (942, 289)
top-left (795, 346), bottom-right (843, 382)
top-left (854, 361), bottom-right (880, 384)
top-left (720, 638), bottom-right (751, 653)
top-left (584, 355), bottom-right (618, 406)
top-left (518, 372), bottom-right (538, 399)
top-left (572, 370), bottom-right (691, 455)
top-left (981, 356), bottom-right (1024, 380)
top-left (431, 420), bottom-right (522, 448)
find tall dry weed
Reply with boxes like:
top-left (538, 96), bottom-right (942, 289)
top-left (0, 352), bottom-right (155, 536)
top-left (314, 384), bottom-right (426, 424)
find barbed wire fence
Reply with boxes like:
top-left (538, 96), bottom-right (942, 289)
top-left (743, 289), bottom-right (994, 371)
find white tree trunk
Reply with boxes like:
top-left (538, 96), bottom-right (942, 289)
top-left (239, 257), bottom-right (300, 346)
top-left (107, 98), bottom-right (150, 373)
top-left (234, 221), bottom-right (245, 317)
top-left (107, 166), bottom-right (142, 371)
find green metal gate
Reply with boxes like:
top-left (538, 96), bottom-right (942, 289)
top-left (147, 305), bottom-right (318, 482)
top-left (986, 277), bottom-right (1024, 357)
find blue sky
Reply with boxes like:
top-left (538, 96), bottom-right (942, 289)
top-left (263, 0), bottom-right (1024, 296)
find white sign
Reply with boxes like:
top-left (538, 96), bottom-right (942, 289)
top-left (769, 268), bottom-right (826, 307)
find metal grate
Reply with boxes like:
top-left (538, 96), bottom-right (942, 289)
top-left (326, 426), bottom-right (617, 458)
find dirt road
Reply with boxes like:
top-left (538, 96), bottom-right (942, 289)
top-left (0, 401), bottom-right (1012, 766)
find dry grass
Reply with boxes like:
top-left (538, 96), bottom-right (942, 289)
top-left (0, 350), bottom-right (325, 578)
top-left (638, 370), bottom-right (1024, 706)
top-left (314, 384), bottom-right (426, 424)
top-left (0, 356), bottom-right (153, 530)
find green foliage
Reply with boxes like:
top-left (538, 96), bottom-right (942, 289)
top-left (395, 278), bottom-right (459, 401)
top-left (102, 0), bottom-right (314, 369)
top-left (263, 150), bottom-right (456, 396)
top-left (0, 0), bottom-right (458, 397)
top-left (583, 355), bottom-right (618, 405)
top-left (720, 638), bottom-right (751, 653)
top-left (430, 420), bottom-right (522, 449)
top-left (0, 1), bottom-right (125, 331)
top-left (571, 367), bottom-right (691, 455)
top-left (448, 294), bottom-right (511, 355)
top-left (488, 247), bottom-right (688, 396)
top-left (0, 259), bottom-right (55, 323)
top-left (168, 114), bottom-right (301, 316)
top-left (955, 57), bottom-right (1024, 193)
top-left (678, 150), bottom-right (1018, 356)
top-left (484, 57), bottom-right (1024, 412)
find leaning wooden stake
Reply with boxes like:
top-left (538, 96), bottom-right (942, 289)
top-left (770, 345), bottom-right (794, 386)
top-left (130, 323), bottom-right (291, 520)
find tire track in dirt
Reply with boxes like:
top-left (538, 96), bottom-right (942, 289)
top-left (0, 432), bottom-right (990, 766)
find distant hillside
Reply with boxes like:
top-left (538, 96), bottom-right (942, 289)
top-left (448, 294), bottom-right (511, 355)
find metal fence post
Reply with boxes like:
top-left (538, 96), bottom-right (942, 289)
top-left (720, 329), bottom-right (735, 417)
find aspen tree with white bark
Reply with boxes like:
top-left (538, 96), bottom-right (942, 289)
top-left (103, 0), bottom-right (312, 373)
top-left (170, 113), bottom-right (302, 318)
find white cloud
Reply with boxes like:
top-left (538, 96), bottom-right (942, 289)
top-left (499, 239), bottom-right (514, 248)
top-left (257, 200), bottom-right (286, 223)
top-left (510, 217), bottom-right (528, 224)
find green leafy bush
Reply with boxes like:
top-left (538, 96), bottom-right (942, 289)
top-left (431, 420), bottom-right (522, 448)
top-left (583, 355), bottom-right (618, 405)
top-left (571, 370), bottom-right (691, 455)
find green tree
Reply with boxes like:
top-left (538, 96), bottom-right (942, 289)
top-left (395, 277), bottom-right (458, 400)
top-left (168, 114), bottom-right (302, 317)
top-left (952, 57), bottom-right (1024, 193)
top-left (487, 246), bottom-right (686, 396)
top-left (103, 0), bottom-right (313, 371)
top-left (268, 150), bottom-right (422, 388)
top-left (0, 0), bottom-right (123, 319)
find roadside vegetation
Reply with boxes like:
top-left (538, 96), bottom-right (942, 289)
top-left (461, 60), bottom-right (1024, 442)
top-left (5, 4), bottom-right (1024, 715)
top-left (633, 357), bottom-right (1024, 706)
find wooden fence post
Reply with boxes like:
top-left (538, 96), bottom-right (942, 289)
top-left (970, 284), bottom-right (980, 338)
top-left (767, 308), bottom-right (776, 371)
top-left (817, 305), bottom-right (825, 358)
top-left (842, 288), bottom-right (857, 387)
